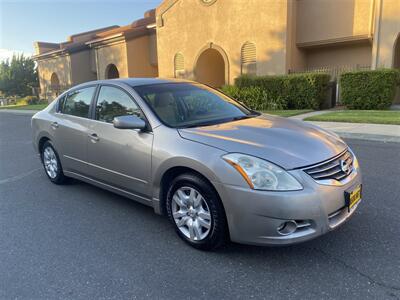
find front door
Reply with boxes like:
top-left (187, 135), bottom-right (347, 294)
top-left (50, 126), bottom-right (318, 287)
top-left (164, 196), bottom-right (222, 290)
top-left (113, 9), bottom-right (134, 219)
top-left (86, 85), bottom-right (153, 199)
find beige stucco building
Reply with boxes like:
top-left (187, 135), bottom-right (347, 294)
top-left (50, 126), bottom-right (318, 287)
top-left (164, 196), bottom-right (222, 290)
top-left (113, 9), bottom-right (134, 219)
top-left (33, 26), bottom-right (116, 100)
top-left (34, 0), bottom-right (400, 100)
top-left (33, 10), bottom-right (157, 100)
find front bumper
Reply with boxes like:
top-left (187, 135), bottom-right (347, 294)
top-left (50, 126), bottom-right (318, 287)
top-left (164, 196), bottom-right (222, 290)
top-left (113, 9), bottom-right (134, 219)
top-left (213, 167), bottom-right (362, 246)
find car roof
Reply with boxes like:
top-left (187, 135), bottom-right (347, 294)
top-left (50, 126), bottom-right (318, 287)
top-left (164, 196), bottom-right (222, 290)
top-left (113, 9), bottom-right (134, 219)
top-left (118, 77), bottom-right (194, 87)
top-left (73, 77), bottom-right (195, 90)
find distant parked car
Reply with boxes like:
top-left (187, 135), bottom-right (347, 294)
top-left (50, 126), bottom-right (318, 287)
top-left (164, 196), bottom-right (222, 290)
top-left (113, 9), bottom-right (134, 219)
top-left (32, 78), bottom-right (362, 250)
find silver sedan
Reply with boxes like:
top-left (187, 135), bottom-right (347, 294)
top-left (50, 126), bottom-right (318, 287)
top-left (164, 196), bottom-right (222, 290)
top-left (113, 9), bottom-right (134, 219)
top-left (32, 78), bottom-right (362, 250)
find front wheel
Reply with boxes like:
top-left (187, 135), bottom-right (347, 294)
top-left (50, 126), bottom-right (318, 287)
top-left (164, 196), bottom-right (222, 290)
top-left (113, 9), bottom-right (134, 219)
top-left (41, 140), bottom-right (68, 184)
top-left (166, 173), bottom-right (228, 250)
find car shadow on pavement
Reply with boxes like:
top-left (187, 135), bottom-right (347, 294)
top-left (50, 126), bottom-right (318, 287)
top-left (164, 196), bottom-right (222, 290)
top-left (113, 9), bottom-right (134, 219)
top-left (69, 178), bottom-right (352, 255)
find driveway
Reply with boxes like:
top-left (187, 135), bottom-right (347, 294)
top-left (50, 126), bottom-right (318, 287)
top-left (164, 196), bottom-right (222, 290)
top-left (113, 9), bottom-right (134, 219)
top-left (0, 112), bottom-right (399, 299)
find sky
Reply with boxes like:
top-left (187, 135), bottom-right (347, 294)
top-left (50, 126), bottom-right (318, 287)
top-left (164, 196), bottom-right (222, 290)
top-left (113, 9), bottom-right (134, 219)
top-left (0, 0), bottom-right (162, 61)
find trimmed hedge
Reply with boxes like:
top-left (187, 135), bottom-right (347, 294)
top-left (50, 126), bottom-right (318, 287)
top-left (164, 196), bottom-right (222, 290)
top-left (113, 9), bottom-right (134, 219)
top-left (220, 85), bottom-right (286, 110)
top-left (340, 69), bottom-right (400, 110)
top-left (233, 73), bottom-right (331, 110)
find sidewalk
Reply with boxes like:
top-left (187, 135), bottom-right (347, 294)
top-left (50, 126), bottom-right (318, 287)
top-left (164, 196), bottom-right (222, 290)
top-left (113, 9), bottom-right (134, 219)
top-left (289, 110), bottom-right (332, 120)
top-left (0, 109), bottom-right (40, 115)
top-left (305, 121), bottom-right (400, 143)
top-left (290, 111), bottom-right (400, 143)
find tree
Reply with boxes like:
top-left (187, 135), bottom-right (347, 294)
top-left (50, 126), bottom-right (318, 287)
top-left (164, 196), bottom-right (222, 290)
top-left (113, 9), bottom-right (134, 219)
top-left (0, 54), bottom-right (38, 97)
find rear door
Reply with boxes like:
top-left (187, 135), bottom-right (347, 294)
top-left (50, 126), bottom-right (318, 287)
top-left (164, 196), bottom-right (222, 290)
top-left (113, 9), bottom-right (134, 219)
top-left (86, 85), bottom-right (153, 198)
top-left (53, 85), bottom-right (97, 175)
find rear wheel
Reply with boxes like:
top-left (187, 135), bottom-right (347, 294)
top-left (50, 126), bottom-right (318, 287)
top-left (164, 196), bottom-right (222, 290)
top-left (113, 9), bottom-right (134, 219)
top-left (166, 173), bottom-right (228, 250)
top-left (41, 141), bottom-right (68, 184)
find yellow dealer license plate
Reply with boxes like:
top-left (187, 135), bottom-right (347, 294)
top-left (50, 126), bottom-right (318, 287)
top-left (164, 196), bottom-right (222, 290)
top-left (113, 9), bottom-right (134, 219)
top-left (345, 185), bottom-right (362, 211)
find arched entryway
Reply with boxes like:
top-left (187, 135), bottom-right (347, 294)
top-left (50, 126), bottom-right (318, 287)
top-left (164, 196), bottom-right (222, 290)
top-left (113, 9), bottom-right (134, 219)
top-left (194, 45), bottom-right (228, 88)
top-left (394, 34), bottom-right (400, 69)
top-left (50, 72), bottom-right (60, 95)
top-left (105, 64), bottom-right (119, 79)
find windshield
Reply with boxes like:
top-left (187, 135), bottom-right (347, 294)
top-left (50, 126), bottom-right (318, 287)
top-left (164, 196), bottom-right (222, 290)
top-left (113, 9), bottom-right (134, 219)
top-left (133, 83), bottom-right (256, 128)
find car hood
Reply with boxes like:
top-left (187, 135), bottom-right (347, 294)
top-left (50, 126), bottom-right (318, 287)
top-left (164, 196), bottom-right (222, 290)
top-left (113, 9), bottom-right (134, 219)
top-left (178, 114), bottom-right (347, 169)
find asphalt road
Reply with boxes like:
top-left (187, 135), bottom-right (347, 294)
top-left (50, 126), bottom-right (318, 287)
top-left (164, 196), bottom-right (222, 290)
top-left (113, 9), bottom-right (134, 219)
top-left (1, 112), bottom-right (400, 299)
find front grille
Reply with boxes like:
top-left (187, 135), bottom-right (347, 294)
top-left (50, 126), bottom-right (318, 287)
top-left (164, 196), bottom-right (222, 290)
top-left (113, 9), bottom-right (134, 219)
top-left (303, 150), bottom-right (353, 182)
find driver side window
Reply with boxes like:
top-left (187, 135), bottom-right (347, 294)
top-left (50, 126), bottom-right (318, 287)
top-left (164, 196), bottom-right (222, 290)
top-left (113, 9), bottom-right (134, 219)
top-left (96, 86), bottom-right (142, 123)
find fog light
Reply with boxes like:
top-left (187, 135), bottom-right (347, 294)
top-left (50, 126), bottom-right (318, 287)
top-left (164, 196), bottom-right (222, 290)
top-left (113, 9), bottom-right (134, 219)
top-left (277, 220), bottom-right (298, 235)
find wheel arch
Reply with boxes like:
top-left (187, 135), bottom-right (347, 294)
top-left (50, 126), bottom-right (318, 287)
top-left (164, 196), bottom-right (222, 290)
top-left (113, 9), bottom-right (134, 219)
top-left (154, 158), bottom-right (223, 216)
top-left (38, 136), bottom-right (51, 154)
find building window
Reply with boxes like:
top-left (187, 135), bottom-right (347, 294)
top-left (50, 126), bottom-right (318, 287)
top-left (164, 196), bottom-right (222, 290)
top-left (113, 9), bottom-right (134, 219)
top-left (174, 53), bottom-right (185, 78)
top-left (241, 42), bottom-right (257, 75)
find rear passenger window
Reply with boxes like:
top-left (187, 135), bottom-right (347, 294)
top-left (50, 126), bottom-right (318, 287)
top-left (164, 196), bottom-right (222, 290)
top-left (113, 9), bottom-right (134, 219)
top-left (61, 86), bottom-right (96, 118)
top-left (96, 86), bottom-right (143, 123)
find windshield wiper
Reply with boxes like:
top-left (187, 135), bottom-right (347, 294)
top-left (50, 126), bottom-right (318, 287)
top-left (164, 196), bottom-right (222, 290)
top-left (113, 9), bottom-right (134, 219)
top-left (181, 114), bottom-right (259, 129)
top-left (182, 120), bottom-right (226, 128)
top-left (231, 114), bottom-right (259, 121)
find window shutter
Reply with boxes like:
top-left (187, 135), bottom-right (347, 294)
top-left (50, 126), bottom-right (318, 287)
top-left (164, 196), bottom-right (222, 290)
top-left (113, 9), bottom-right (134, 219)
top-left (241, 42), bottom-right (257, 75)
top-left (174, 53), bottom-right (185, 78)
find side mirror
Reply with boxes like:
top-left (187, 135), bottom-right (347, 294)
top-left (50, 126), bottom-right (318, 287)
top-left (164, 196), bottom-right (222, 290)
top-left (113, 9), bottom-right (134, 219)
top-left (113, 115), bottom-right (146, 130)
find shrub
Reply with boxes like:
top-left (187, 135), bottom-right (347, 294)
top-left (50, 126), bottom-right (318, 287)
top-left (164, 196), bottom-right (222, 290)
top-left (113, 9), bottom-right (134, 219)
top-left (220, 85), bottom-right (241, 100)
top-left (234, 73), bottom-right (331, 110)
top-left (16, 97), bottom-right (28, 106)
top-left (25, 95), bottom-right (40, 105)
top-left (340, 69), bottom-right (400, 110)
top-left (220, 85), bottom-right (286, 110)
top-left (15, 95), bottom-right (40, 106)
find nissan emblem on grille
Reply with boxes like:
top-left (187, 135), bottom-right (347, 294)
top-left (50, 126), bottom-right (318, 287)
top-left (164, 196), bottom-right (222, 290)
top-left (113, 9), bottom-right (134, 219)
top-left (303, 150), bottom-right (354, 182)
top-left (340, 159), bottom-right (351, 175)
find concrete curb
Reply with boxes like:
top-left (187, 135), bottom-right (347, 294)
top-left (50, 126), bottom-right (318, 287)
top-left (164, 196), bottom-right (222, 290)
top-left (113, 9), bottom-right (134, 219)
top-left (334, 132), bottom-right (400, 143)
top-left (306, 121), bottom-right (400, 143)
top-left (0, 109), bottom-right (39, 115)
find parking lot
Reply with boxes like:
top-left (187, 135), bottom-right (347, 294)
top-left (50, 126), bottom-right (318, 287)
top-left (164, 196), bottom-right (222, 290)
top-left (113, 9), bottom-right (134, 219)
top-left (1, 111), bottom-right (399, 299)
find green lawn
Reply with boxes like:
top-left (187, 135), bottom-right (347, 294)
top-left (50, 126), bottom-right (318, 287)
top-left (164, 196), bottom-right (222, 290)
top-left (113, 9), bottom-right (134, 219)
top-left (262, 109), bottom-right (312, 117)
top-left (0, 103), bottom-right (48, 110)
top-left (305, 110), bottom-right (400, 125)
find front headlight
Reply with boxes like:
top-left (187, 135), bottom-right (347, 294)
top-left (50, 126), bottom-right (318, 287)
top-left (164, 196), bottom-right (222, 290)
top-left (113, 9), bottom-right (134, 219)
top-left (223, 153), bottom-right (303, 191)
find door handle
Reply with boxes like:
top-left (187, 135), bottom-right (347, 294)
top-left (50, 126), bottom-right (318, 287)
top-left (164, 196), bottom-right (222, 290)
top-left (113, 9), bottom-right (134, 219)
top-left (51, 121), bottom-right (59, 129)
top-left (89, 133), bottom-right (100, 142)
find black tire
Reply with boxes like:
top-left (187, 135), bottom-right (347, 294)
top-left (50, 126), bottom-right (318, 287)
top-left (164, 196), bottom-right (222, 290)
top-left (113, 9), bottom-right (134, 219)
top-left (166, 173), bottom-right (228, 251)
top-left (40, 140), bottom-right (68, 184)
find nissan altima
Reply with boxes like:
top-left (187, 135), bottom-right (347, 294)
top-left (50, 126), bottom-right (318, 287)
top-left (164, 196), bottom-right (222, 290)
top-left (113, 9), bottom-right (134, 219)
top-left (32, 78), bottom-right (362, 250)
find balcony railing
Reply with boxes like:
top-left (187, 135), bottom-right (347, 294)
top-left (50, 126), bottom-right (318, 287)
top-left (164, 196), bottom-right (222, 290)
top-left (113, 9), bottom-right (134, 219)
top-left (289, 65), bottom-right (371, 105)
top-left (288, 64), bottom-right (371, 80)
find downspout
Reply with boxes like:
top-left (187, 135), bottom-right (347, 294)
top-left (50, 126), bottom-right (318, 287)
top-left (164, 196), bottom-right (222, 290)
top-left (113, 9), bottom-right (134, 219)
top-left (369, 0), bottom-right (375, 38)
top-left (95, 46), bottom-right (100, 80)
top-left (371, 0), bottom-right (383, 69)
top-left (68, 53), bottom-right (73, 88)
